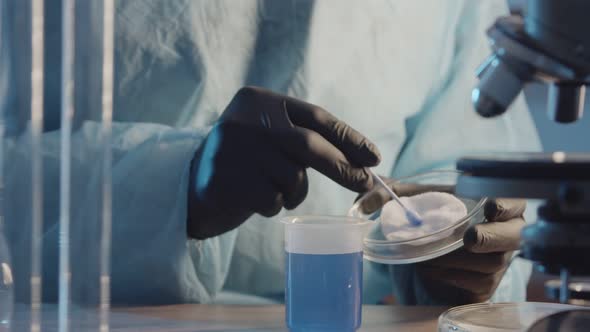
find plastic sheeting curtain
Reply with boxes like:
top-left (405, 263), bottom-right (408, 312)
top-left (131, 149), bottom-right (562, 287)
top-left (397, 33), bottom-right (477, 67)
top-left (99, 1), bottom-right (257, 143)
top-left (0, 0), bottom-right (115, 330)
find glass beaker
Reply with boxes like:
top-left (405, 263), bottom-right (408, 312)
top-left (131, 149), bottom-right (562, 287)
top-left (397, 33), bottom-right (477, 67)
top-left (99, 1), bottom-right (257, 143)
top-left (282, 216), bottom-right (370, 332)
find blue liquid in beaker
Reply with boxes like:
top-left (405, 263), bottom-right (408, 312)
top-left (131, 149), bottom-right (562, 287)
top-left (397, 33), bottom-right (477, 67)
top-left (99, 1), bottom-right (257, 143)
top-left (286, 251), bottom-right (363, 331)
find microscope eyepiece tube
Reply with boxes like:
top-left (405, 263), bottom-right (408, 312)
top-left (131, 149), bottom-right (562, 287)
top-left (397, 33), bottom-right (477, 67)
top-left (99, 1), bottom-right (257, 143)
top-left (547, 83), bottom-right (585, 123)
top-left (472, 57), bottom-right (527, 117)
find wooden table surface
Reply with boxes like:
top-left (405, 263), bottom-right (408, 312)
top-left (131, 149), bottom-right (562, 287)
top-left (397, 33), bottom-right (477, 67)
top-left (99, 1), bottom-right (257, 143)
top-left (119, 304), bottom-right (448, 331)
top-left (11, 305), bottom-right (447, 331)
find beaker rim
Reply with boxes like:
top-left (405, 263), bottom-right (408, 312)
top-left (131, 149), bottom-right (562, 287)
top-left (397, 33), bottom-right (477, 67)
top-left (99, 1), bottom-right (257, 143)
top-left (280, 215), bottom-right (371, 228)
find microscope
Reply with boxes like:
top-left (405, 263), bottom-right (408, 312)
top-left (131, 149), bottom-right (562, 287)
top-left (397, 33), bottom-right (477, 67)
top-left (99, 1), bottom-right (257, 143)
top-left (455, 0), bottom-right (590, 309)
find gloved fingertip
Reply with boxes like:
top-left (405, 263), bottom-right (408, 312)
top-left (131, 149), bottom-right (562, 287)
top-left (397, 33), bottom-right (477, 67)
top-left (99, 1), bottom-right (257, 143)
top-left (484, 199), bottom-right (526, 221)
top-left (283, 195), bottom-right (305, 211)
top-left (358, 195), bottom-right (381, 214)
top-left (484, 199), bottom-right (502, 220)
top-left (463, 226), bottom-right (481, 251)
top-left (257, 193), bottom-right (285, 217)
top-left (363, 143), bottom-right (382, 166)
top-left (283, 203), bottom-right (297, 211)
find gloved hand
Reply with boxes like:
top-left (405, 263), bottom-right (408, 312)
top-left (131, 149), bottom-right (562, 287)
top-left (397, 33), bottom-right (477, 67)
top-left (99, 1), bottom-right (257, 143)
top-left (357, 178), bottom-right (526, 304)
top-left (188, 86), bottom-right (381, 239)
top-left (416, 198), bottom-right (526, 304)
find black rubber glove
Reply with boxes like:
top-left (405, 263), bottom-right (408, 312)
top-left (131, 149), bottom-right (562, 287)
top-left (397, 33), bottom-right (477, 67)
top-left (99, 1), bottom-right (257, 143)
top-left (357, 178), bottom-right (526, 304)
top-left (415, 198), bottom-right (526, 304)
top-left (188, 86), bottom-right (381, 239)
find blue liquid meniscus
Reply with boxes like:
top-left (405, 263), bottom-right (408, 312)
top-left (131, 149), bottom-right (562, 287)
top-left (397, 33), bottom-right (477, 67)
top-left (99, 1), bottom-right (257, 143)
top-left (286, 251), bottom-right (363, 332)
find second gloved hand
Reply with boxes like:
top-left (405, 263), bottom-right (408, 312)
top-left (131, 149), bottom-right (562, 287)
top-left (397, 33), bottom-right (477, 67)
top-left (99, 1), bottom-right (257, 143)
top-left (188, 86), bottom-right (381, 240)
top-left (414, 198), bottom-right (526, 304)
top-left (357, 179), bottom-right (526, 305)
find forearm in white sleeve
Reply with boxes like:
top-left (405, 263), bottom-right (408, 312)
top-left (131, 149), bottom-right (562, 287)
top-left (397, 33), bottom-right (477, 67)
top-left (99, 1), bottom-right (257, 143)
top-left (389, 0), bottom-right (542, 305)
top-left (4, 121), bottom-right (237, 304)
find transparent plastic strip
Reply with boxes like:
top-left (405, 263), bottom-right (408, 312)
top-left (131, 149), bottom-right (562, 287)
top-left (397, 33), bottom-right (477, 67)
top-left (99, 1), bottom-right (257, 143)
top-left (99, 0), bottom-right (115, 331)
top-left (0, 1), bottom-right (5, 325)
top-left (30, 1), bottom-right (45, 331)
top-left (59, 0), bottom-right (75, 331)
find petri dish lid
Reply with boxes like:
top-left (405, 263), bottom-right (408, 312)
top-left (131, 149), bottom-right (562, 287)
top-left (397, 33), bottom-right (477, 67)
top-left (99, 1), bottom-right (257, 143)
top-left (348, 170), bottom-right (487, 264)
top-left (438, 302), bottom-right (583, 332)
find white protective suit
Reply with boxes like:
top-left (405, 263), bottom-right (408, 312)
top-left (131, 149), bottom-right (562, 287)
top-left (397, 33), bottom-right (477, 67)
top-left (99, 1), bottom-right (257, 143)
top-left (2, 0), bottom-right (541, 305)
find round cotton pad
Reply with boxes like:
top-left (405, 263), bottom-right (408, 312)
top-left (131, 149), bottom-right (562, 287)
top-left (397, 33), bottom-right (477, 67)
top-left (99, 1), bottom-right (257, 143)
top-left (380, 192), bottom-right (468, 242)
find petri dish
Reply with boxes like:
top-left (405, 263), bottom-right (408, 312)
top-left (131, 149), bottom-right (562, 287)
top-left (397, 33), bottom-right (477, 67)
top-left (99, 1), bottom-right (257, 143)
top-left (438, 302), bottom-right (583, 332)
top-left (348, 170), bottom-right (487, 264)
top-left (527, 309), bottom-right (590, 332)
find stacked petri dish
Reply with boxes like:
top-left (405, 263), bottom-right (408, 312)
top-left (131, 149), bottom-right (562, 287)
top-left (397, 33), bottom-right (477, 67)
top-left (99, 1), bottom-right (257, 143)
top-left (438, 302), bottom-right (586, 332)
